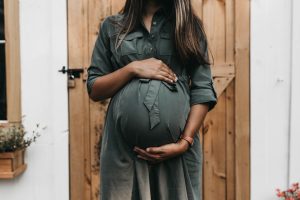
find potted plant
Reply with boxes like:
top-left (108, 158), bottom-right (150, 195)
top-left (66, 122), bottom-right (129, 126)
top-left (0, 122), bottom-right (46, 179)
top-left (276, 182), bottom-right (300, 200)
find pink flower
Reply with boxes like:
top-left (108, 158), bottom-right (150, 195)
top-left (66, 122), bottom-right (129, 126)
top-left (292, 183), bottom-right (299, 191)
top-left (287, 188), bottom-right (294, 193)
top-left (276, 189), bottom-right (286, 198)
top-left (276, 182), bottom-right (300, 200)
top-left (285, 197), bottom-right (294, 200)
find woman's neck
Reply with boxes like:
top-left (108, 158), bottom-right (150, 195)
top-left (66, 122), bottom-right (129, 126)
top-left (144, 0), bottom-right (162, 17)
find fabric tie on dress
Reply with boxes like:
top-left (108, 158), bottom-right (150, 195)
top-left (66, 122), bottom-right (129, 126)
top-left (140, 78), bottom-right (178, 130)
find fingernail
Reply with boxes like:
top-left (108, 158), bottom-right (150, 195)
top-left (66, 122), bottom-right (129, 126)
top-left (146, 148), bottom-right (150, 152)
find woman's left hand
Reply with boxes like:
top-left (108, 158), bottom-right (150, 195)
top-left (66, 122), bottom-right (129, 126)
top-left (133, 139), bottom-right (190, 164)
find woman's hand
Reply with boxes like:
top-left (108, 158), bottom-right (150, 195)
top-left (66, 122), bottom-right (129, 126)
top-left (133, 139), bottom-right (190, 164)
top-left (129, 58), bottom-right (178, 84)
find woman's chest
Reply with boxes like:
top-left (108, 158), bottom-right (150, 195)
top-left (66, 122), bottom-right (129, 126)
top-left (107, 21), bottom-right (184, 75)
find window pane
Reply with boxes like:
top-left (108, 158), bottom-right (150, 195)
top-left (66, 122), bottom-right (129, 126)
top-left (0, 43), bottom-right (6, 120)
top-left (0, 0), bottom-right (4, 40)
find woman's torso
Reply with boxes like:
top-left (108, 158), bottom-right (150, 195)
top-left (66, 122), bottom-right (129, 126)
top-left (105, 9), bottom-right (192, 148)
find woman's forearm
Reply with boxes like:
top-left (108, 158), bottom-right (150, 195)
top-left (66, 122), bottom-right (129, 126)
top-left (181, 103), bottom-right (210, 141)
top-left (89, 62), bottom-right (137, 101)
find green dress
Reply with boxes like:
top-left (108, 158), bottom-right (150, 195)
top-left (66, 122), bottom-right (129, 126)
top-left (87, 7), bottom-right (217, 200)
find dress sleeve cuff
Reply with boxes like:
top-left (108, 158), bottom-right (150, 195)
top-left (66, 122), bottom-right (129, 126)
top-left (189, 81), bottom-right (218, 111)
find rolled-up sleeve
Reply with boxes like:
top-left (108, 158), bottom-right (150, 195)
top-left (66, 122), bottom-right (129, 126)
top-left (86, 17), bottom-right (114, 96)
top-left (187, 41), bottom-right (218, 112)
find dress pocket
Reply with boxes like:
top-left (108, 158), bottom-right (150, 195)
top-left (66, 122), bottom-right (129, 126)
top-left (157, 32), bottom-right (174, 66)
top-left (120, 32), bottom-right (144, 56)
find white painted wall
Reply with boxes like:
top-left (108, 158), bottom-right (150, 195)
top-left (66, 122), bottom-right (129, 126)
top-left (251, 0), bottom-right (300, 199)
top-left (0, 0), bottom-right (69, 200)
top-left (289, 0), bottom-right (300, 185)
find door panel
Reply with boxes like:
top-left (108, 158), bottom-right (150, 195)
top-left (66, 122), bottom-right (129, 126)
top-left (67, 0), bottom-right (250, 200)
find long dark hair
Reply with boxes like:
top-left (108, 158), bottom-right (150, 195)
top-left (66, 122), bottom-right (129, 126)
top-left (109, 0), bottom-right (211, 66)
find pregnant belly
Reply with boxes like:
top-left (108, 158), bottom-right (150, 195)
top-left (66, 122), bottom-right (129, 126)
top-left (114, 78), bottom-right (190, 149)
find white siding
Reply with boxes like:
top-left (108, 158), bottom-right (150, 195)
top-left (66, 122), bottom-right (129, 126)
top-left (251, 0), bottom-right (300, 199)
top-left (289, 0), bottom-right (300, 184)
top-left (0, 0), bottom-right (69, 200)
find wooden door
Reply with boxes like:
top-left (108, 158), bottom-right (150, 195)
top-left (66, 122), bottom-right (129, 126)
top-left (195, 0), bottom-right (250, 200)
top-left (67, 0), bottom-right (250, 200)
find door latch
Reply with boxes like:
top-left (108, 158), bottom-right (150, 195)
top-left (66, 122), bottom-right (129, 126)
top-left (58, 66), bottom-right (87, 88)
top-left (58, 66), bottom-right (84, 79)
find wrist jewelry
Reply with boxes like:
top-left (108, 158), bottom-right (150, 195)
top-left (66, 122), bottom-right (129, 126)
top-left (179, 135), bottom-right (194, 147)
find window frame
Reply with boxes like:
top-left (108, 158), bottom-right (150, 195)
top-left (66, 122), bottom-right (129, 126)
top-left (0, 0), bottom-right (21, 124)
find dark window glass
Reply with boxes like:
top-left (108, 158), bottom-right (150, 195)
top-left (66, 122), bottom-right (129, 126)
top-left (0, 0), bottom-right (4, 40)
top-left (0, 45), bottom-right (6, 120)
top-left (0, 0), bottom-right (7, 120)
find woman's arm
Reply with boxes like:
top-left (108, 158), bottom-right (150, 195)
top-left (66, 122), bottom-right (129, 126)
top-left (178, 103), bottom-right (209, 150)
top-left (89, 62), bottom-right (136, 101)
top-left (89, 58), bottom-right (177, 102)
top-left (133, 103), bottom-right (209, 163)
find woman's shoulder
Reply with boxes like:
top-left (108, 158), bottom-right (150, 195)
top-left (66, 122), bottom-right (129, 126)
top-left (101, 14), bottom-right (124, 37)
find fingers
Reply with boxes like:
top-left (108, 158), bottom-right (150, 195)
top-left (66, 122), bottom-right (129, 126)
top-left (159, 70), bottom-right (176, 83)
top-left (155, 74), bottom-right (174, 84)
top-left (157, 60), bottom-right (177, 81)
top-left (133, 146), bottom-right (164, 163)
top-left (141, 58), bottom-right (178, 83)
top-left (146, 147), bottom-right (165, 154)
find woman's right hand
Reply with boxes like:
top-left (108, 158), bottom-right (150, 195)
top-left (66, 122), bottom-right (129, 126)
top-left (129, 57), bottom-right (178, 84)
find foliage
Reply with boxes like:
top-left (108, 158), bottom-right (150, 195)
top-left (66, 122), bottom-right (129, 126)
top-left (0, 123), bottom-right (46, 153)
top-left (276, 183), bottom-right (300, 200)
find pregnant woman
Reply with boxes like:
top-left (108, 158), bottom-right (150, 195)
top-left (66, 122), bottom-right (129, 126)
top-left (87, 0), bottom-right (217, 199)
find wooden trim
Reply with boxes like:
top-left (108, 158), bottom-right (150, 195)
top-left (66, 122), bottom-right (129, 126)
top-left (235, 0), bottom-right (250, 199)
top-left (4, 0), bottom-right (21, 123)
top-left (214, 76), bottom-right (234, 98)
top-left (211, 64), bottom-right (235, 77)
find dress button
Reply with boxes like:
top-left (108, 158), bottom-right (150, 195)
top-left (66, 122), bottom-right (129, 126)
top-left (145, 46), bottom-right (156, 55)
top-left (150, 34), bottom-right (155, 39)
top-left (152, 21), bottom-right (157, 25)
top-left (152, 48), bottom-right (157, 54)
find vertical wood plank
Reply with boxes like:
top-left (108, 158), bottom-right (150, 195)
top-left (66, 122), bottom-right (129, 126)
top-left (192, 0), bottom-right (204, 19)
top-left (111, 0), bottom-right (125, 14)
top-left (202, 0), bottom-right (229, 199)
top-left (68, 0), bottom-right (91, 199)
top-left (88, 0), bottom-right (111, 199)
top-left (226, 80), bottom-right (235, 200)
top-left (225, 0), bottom-right (235, 63)
top-left (235, 0), bottom-right (250, 199)
top-left (203, 93), bottom-right (226, 200)
top-left (4, 0), bottom-right (21, 123)
top-left (203, 0), bottom-right (226, 65)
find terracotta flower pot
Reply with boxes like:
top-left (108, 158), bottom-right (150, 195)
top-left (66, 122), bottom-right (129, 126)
top-left (0, 148), bottom-right (27, 179)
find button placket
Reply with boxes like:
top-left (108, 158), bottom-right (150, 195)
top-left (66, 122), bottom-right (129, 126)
top-left (149, 33), bottom-right (156, 40)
